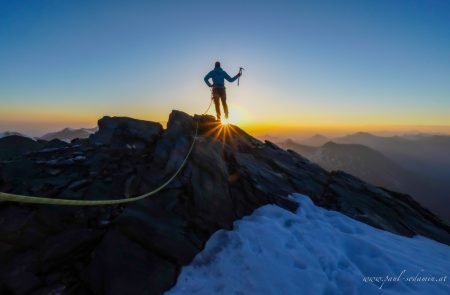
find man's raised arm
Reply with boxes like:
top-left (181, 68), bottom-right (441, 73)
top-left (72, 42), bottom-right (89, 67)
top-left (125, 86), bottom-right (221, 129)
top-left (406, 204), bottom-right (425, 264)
top-left (224, 71), bottom-right (241, 83)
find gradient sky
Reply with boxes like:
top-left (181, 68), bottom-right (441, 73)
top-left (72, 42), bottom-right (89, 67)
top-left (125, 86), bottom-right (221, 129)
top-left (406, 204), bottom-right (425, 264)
top-left (1, 0), bottom-right (449, 137)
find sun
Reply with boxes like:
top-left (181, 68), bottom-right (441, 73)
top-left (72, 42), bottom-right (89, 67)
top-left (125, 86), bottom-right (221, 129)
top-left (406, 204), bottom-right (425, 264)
top-left (221, 117), bottom-right (232, 125)
top-left (219, 104), bottom-right (251, 125)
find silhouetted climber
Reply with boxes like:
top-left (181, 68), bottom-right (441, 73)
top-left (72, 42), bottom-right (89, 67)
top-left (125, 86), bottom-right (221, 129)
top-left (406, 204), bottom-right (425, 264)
top-left (204, 61), bottom-right (242, 121)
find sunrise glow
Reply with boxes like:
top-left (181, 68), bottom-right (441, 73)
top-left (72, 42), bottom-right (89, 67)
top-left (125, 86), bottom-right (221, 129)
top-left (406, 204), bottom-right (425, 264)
top-left (0, 1), bottom-right (449, 137)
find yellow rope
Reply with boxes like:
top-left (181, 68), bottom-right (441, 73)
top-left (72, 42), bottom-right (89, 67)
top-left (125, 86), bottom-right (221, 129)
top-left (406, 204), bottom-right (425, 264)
top-left (0, 102), bottom-right (213, 206)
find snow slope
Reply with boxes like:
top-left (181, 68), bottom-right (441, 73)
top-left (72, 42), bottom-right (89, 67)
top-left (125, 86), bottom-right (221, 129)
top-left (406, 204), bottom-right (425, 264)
top-left (167, 194), bottom-right (449, 295)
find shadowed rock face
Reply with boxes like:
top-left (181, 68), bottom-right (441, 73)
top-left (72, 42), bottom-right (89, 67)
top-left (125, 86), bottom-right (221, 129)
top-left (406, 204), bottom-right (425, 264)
top-left (89, 116), bottom-right (163, 148)
top-left (0, 135), bottom-right (45, 161)
top-left (0, 111), bottom-right (449, 295)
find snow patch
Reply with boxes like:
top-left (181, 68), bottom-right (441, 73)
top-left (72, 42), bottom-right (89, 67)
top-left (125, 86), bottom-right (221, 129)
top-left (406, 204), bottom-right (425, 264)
top-left (167, 194), bottom-right (449, 295)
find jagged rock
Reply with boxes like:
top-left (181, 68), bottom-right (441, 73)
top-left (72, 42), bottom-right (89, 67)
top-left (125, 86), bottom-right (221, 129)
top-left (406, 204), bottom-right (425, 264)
top-left (0, 206), bottom-right (31, 236)
top-left (0, 110), bottom-right (448, 295)
top-left (38, 229), bottom-right (103, 270)
top-left (45, 158), bottom-right (75, 167)
top-left (114, 190), bottom-right (199, 265)
top-left (89, 116), bottom-right (163, 147)
top-left (67, 179), bottom-right (91, 191)
top-left (152, 111), bottom-right (194, 168)
top-left (0, 159), bottom-right (35, 193)
top-left (4, 271), bottom-right (41, 295)
top-left (73, 155), bottom-right (87, 162)
top-left (87, 230), bottom-right (176, 295)
top-left (323, 171), bottom-right (448, 238)
top-left (34, 147), bottom-right (63, 154)
top-left (189, 138), bottom-right (236, 228)
top-left (46, 168), bottom-right (62, 176)
top-left (0, 135), bottom-right (44, 160)
top-left (71, 137), bottom-right (90, 147)
top-left (41, 139), bottom-right (70, 150)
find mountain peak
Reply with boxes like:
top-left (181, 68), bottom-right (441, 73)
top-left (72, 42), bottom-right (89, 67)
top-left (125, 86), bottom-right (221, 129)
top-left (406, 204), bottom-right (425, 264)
top-left (322, 140), bottom-right (338, 147)
top-left (0, 110), bottom-right (449, 293)
top-left (299, 134), bottom-right (329, 146)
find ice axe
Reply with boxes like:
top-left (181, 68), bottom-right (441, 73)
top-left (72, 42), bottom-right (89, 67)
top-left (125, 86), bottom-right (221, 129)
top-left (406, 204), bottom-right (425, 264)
top-left (238, 67), bottom-right (244, 86)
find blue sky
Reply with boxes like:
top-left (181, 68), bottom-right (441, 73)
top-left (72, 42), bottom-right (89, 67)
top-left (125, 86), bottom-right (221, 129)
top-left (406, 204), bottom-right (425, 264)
top-left (0, 0), bottom-right (449, 136)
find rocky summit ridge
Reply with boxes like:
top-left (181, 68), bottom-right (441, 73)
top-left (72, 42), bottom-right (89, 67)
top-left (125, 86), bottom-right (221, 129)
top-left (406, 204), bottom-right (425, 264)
top-left (0, 110), bottom-right (449, 295)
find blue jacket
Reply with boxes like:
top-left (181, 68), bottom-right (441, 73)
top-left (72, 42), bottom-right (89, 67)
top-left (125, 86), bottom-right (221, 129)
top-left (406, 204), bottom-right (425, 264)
top-left (204, 67), bottom-right (239, 87)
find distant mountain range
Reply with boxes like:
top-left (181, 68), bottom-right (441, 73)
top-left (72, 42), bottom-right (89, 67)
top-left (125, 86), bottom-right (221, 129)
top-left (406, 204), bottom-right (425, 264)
top-left (280, 140), bottom-right (418, 193)
top-left (334, 132), bottom-right (450, 177)
top-left (280, 133), bottom-right (450, 223)
top-left (0, 131), bottom-right (27, 138)
top-left (1, 127), bottom-right (98, 142)
top-left (297, 134), bottom-right (330, 146)
top-left (40, 127), bottom-right (98, 142)
top-left (0, 127), bottom-right (97, 160)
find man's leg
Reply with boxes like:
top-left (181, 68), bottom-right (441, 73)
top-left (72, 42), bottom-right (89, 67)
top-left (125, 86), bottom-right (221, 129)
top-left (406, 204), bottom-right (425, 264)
top-left (220, 89), bottom-right (228, 119)
top-left (213, 97), bottom-right (221, 120)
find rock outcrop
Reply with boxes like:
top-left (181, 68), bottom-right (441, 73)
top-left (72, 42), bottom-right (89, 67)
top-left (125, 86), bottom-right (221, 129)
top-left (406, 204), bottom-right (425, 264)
top-left (0, 111), bottom-right (449, 295)
top-left (0, 135), bottom-right (45, 161)
top-left (89, 116), bottom-right (163, 148)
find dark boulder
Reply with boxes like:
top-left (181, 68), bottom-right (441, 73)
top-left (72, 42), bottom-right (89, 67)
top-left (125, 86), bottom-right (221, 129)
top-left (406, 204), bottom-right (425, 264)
top-left (3, 271), bottom-right (41, 295)
top-left (41, 139), bottom-right (70, 150)
top-left (89, 116), bottom-right (163, 147)
top-left (38, 228), bottom-right (103, 271)
top-left (86, 230), bottom-right (176, 295)
top-left (0, 135), bottom-right (44, 160)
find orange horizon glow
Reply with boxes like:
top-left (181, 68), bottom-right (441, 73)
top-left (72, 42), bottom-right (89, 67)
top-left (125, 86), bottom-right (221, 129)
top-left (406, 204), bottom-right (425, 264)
top-left (0, 112), bottom-right (450, 136)
top-left (2, 102), bottom-right (450, 137)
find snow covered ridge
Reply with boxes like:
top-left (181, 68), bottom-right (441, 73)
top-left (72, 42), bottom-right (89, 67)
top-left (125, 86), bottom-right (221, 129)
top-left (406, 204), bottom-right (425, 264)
top-left (167, 194), bottom-right (449, 295)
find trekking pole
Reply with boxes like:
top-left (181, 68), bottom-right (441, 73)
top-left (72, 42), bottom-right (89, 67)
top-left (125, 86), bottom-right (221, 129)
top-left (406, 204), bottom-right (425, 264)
top-left (238, 67), bottom-right (244, 86)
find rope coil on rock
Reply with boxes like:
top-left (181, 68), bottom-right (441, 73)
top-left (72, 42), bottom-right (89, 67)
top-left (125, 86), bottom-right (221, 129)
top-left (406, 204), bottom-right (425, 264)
top-left (0, 100), bottom-right (214, 206)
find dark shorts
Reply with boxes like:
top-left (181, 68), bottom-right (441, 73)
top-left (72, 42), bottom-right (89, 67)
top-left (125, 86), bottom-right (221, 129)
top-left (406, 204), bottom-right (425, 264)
top-left (212, 87), bottom-right (226, 99)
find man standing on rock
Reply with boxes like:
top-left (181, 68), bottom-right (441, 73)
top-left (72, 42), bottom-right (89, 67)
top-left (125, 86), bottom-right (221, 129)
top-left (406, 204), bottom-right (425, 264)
top-left (204, 61), bottom-right (242, 121)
